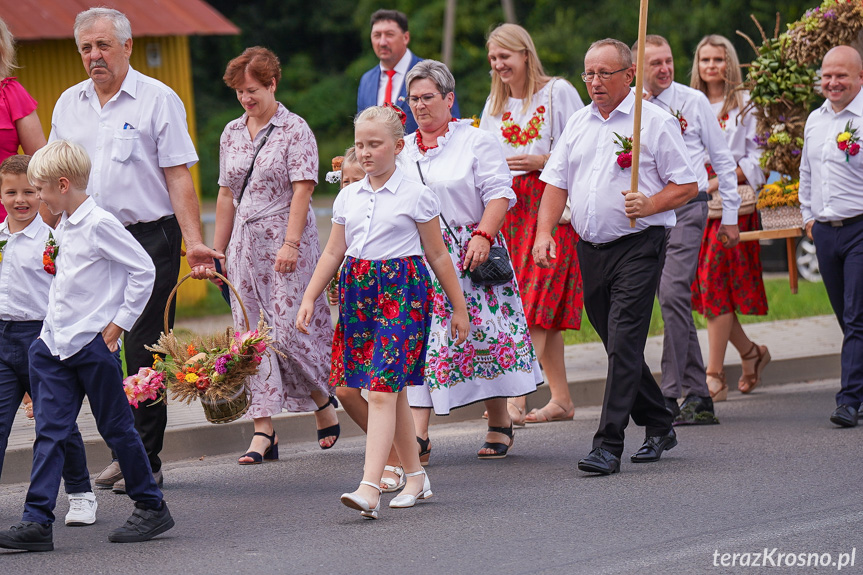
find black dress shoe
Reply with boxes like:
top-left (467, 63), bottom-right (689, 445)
top-left (108, 501), bottom-right (174, 543)
top-left (577, 447), bottom-right (620, 475)
top-left (674, 395), bottom-right (719, 426)
top-left (830, 405), bottom-right (859, 428)
top-left (664, 396), bottom-right (680, 419)
top-left (630, 428), bottom-right (678, 462)
top-left (0, 521), bottom-right (53, 552)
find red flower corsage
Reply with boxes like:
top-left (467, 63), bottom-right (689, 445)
top-left (671, 108), bottom-right (687, 134)
top-left (43, 232), bottom-right (58, 275)
top-left (613, 132), bottom-right (633, 170)
top-left (836, 121), bottom-right (860, 162)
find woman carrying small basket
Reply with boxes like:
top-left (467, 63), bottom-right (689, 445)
top-left (212, 47), bottom-right (338, 464)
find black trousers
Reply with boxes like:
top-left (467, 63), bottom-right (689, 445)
top-left (116, 215), bottom-right (182, 473)
top-left (576, 226), bottom-right (673, 457)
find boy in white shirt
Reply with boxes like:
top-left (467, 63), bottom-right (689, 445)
top-left (0, 141), bottom-right (172, 552)
top-left (0, 155), bottom-right (97, 528)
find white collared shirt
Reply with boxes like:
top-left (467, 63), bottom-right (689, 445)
top-left (479, 78), bottom-right (585, 176)
top-left (710, 93), bottom-right (765, 191)
top-left (799, 89), bottom-right (863, 223)
top-left (649, 82), bottom-right (740, 224)
top-left (376, 49), bottom-right (413, 106)
top-left (0, 215), bottom-right (52, 321)
top-left (540, 91), bottom-right (697, 244)
top-left (40, 197), bottom-right (155, 359)
top-left (49, 67), bottom-right (198, 226)
top-left (333, 167), bottom-right (440, 260)
top-left (400, 120), bottom-right (516, 227)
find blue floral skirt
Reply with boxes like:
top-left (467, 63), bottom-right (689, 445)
top-left (329, 256), bottom-right (432, 392)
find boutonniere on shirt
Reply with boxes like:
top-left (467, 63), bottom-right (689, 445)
top-left (670, 108), bottom-right (688, 134)
top-left (43, 232), bottom-right (58, 275)
top-left (837, 121), bottom-right (860, 161)
top-left (718, 113), bottom-right (729, 131)
top-left (500, 106), bottom-right (546, 148)
top-left (613, 132), bottom-right (633, 170)
top-left (0, 239), bottom-right (7, 264)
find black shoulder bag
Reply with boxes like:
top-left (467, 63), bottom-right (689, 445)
top-left (237, 124), bottom-right (276, 204)
top-left (416, 161), bottom-right (513, 287)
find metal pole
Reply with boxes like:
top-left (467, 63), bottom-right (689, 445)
top-left (502, 0), bottom-right (517, 23)
top-left (442, 0), bottom-right (456, 68)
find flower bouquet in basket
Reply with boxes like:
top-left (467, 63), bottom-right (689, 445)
top-left (121, 272), bottom-right (279, 424)
top-left (757, 178), bottom-right (803, 230)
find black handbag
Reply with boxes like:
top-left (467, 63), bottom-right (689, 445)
top-left (415, 162), bottom-right (514, 287)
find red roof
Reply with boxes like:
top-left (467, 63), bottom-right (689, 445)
top-left (1, 0), bottom-right (239, 40)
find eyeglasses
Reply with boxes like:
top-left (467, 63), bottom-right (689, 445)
top-left (580, 67), bottom-right (630, 82)
top-left (407, 93), bottom-right (443, 106)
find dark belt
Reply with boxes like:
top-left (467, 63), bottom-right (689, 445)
top-left (581, 226), bottom-right (661, 250)
top-left (819, 213), bottom-right (863, 228)
top-left (125, 214), bottom-right (176, 235)
top-left (687, 191), bottom-right (710, 204)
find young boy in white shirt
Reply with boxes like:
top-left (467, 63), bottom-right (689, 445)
top-left (0, 155), bottom-right (98, 527)
top-left (0, 141), bottom-right (172, 552)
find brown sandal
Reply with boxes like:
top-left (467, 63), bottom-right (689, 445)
top-left (524, 400), bottom-right (575, 423)
top-left (706, 372), bottom-right (728, 402)
top-left (739, 343), bottom-right (771, 394)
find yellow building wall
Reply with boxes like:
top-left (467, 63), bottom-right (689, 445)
top-left (14, 35), bottom-right (206, 306)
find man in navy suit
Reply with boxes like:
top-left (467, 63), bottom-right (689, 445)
top-left (357, 9), bottom-right (459, 134)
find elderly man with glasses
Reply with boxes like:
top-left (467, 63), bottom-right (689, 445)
top-left (533, 39), bottom-right (697, 475)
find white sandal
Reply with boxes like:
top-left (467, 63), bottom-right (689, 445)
top-left (380, 465), bottom-right (405, 493)
top-left (389, 469), bottom-right (432, 508)
top-left (340, 481), bottom-right (382, 519)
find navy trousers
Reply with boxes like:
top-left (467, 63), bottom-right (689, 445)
top-left (577, 226), bottom-right (674, 457)
top-left (0, 320), bottom-right (89, 491)
top-left (814, 218), bottom-right (863, 408)
top-left (25, 335), bottom-right (162, 524)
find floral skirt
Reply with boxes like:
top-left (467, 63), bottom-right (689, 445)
top-left (329, 256), bottom-right (432, 393)
top-left (506, 171), bottom-right (583, 330)
top-left (691, 211), bottom-right (768, 318)
top-left (407, 223), bottom-right (541, 414)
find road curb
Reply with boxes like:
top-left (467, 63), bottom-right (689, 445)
top-left (1, 351), bottom-right (841, 486)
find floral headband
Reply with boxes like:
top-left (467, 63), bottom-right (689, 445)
top-left (383, 101), bottom-right (407, 126)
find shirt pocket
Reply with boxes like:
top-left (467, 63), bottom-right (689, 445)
top-left (111, 128), bottom-right (141, 163)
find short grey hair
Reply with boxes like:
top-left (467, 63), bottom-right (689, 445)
top-left (74, 8), bottom-right (132, 46)
top-left (587, 38), bottom-right (632, 69)
top-left (405, 60), bottom-right (456, 96)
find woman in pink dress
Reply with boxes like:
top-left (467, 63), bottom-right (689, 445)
top-left (214, 47), bottom-right (337, 464)
top-left (0, 18), bottom-right (47, 221)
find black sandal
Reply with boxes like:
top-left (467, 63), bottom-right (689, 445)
top-left (477, 424), bottom-right (514, 459)
top-left (238, 430), bottom-right (278, 465)
top-left (316, 395), bottom-right (340, 450)
top-left (417, 436), bottom-right (431, 466)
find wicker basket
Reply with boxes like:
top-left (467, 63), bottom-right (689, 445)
top-left (164, 271), bottom-right (251, 424)
top-left (760, 206), bottom-right (803, 231)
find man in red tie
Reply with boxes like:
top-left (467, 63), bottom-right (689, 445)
top-left (357, 9), bottom-right (459, 133)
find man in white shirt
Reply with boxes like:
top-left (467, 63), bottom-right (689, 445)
top-left (356, 9), bottom-right (459, 134)
top-left (638, 35), bottom-right (740, 425)
top-left (799, 45), bottom-right (863, 428)
top-left (48, 7), bottom-right (220, 490)
top-left (534, 39), bottom-right (697, 474)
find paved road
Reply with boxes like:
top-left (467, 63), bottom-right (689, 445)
top-left (1, 379), bottom-right (860, 574)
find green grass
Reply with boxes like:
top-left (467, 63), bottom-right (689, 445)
top-left (562, 277), bottom-right (833, 346)
top-left (175, 281), bottom-right (233, 319)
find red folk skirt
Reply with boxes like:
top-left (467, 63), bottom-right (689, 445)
top-left (691, 211), bottom-right (768, 318)
top-left (503, 171), bottom-right (582, 330)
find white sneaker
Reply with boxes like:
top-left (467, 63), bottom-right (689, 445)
top-left (65, 492), bottom-right (97, 526)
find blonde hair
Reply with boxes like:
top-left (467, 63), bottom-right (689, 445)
top-left (690, 35), bottom-right (745, 120)
top-left (344, 146), bottom-right (358, 166)
top-left (355, 106), bottom-right (404, 142)
top-left (486, 23), bottom-right (548, 116)
top-left (28, 140), bottom-right (91, 191)
top-left (0, 18), bottom-right (17, 78)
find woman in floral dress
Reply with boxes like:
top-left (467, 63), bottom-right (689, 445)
top-left (214, 47), bottom-right (337, 464)
top-left (402, 60), bottom-right (540, 460)
top-left (479, 23), bottom-right (585, 425)
top-left (690, 35), bottom-right (771, 400)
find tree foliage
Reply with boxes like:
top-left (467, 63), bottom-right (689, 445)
top-left (190, 0), bottom-right (811, 196)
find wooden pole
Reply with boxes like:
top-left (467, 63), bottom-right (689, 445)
top-left (442, 0), bottom-right (456, 68)
top-left (629, 0), bottom-right (649, 228)
top-left (501, 0), bottom-right (517, 23)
